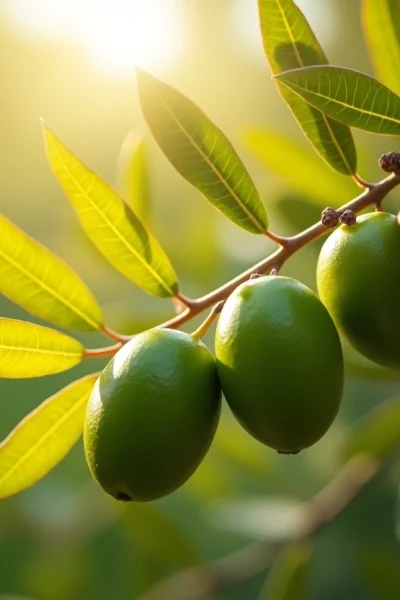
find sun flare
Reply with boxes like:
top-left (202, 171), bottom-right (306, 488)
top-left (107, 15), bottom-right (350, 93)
top-left (3, 0), bottom-right (183, 76)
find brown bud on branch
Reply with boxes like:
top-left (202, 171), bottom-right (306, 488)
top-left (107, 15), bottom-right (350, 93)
top-left (321, 207), bottom-right (340, 228)
top-left (339, 210), bottom-right (357, 226)
top-left (379, 151), bottom-right (400, 174)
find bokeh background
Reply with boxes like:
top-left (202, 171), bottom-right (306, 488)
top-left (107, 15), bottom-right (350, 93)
top-left (1, 1), bottom-right (400, 598)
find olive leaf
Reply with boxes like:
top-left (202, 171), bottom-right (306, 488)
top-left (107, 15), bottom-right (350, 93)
top-left (258, 0), bottom-right (356, 175)
top-left (42, 123), bottom-right (179, 298)
top-left (136, 69), bottom-right (268, 234)
top-left (0, 374), bottom-right (98, 499)
top-left (0, 318), bottom-right (84, 378)
top-left (0, 213), bottom-right (103, 331)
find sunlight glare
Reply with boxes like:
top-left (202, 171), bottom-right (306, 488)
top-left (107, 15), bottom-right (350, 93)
top-left (3, 0), bottom-right (183, 76)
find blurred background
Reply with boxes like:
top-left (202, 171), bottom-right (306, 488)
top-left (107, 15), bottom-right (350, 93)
top-left (1, 0), bottom-right (400, 598)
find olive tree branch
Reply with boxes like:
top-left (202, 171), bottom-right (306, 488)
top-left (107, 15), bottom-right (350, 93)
top-left (137, 454), bottom-right (384, 600)
top-left (155, 173), bottom-right (399, 333)
top-left (90, 172), bottom-right (399, 351)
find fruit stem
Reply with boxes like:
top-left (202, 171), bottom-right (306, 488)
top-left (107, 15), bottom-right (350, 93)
top-left (191, 301), bottom-right (225, 340)
top-left (84, 343), bottom-right (122, 358)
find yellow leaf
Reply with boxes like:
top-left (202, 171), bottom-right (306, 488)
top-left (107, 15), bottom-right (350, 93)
top-left (0, 318), bottom-right (84, 378)
top-left (0, 214), bottom-right (104, 331)
top-left (0, 373), bottom-right (98, 498)
top-left (42, 123), bottom-right (179, 298)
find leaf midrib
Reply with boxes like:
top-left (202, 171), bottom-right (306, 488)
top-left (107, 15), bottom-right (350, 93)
top-left (152, 86), bottom-right (266, 234)
top-left (0, 388), bottom-right (91, 490)
top-left (275, 0), bottom-right (354, 174)
top-left (0, 243), bottom-right (100, 330)
top-left (48, 135), bottom-right (175, 297)
top-left (0, 343), bottom-right (82, 358)
top-left (283, 78), bottom-right (400, 124)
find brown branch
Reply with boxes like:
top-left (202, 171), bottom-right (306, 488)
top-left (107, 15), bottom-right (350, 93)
top-left (137, 455), bottom-right (383, 600)
top-left (156, 174), bottom-right (399, 332)
top-left (89, 173), bottom-right (399, 354)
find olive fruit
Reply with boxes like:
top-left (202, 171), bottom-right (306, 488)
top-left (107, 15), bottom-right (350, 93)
top-left (215, 276), bottom-right (343, 453)
top-left (84, 328), bottom-right (221, 501)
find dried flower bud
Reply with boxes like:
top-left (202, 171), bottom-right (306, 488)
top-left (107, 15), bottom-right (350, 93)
top-left (321, 207), bottom-right (339, 228)
top-left (379, 151), bottom-right (400, 173)
top-left (250, 272), bottom-right (263, 280)
top-left (339, 209), bottom-right (357, 226)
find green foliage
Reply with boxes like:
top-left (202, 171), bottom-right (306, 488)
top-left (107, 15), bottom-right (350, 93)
top-left (0, 374), bottom-right (97, 498)
top-left (363, 0), bottom-right (400, 96)
top-left (2, 1), bottom-right (400, 597)
top-left (275, 66), bottom-right (400, 135)
top-left (0, 214), bottom-right (103, 331)
top-left (136, 69), bottom-right (268, 234)
top-left (258, 0), bottom-right (356, 175)
top-left (0, 318), bottom-right (83, 378)
top-left (42, 123), bottom-right (178, 298)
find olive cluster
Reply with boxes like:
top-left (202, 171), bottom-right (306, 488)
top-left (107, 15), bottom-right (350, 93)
top-left (84, 211), bottom-right (400, 502)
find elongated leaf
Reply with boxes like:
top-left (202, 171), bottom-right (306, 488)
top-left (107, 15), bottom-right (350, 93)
top-left (136, 69), bottom-right (268, 234)
top-left (258, 0), bottom-right (356, 175)
top-left (42, 124), bottom-right (178, 298)
top-left (275, 66), bottom-right (400, 135)
top-left (343, 396), bottom-right (400, 461)
top-left (363, 0), bottom-right (400, 96)
top-left (258, 542), bottom-right (312, 600)
top-left (0, 373), bottom-right (98, 498)
top-left (117, 131), bottom-right (150, 222)
top-left (0, 214), bottom-right (103, 331)
top-left (246, 130), bottom-right (355, 206)
top-left (0, 318), bottom-right (83, 378)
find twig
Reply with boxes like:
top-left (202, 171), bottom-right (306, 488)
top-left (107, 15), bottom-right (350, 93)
top-left (155, 174), bottom-right (399, 333)
top-left (137, 454), bottom-right (383, 600)
top-left (92, 173), bottom-right (399, 353)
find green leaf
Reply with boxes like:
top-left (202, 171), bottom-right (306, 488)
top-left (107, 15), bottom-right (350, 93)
top-left (275, 65), bottom-right (400, 135)
top-left (246, 130), bottom-right (355, 206)
top-left (0, 318), bottom-right (84, 378)
top-left (136, 69), bottom-right (268, 234)
top-left (0, 213), bottom-right (103, 331)
top-left (120, 503), bottom-right (200, 568)
top-left (117, 131), bottom-right (150, 223)
top-left (363, 0), bottom-right (400, 96)
top-left (42, 124), bottom-right (178, 298)
top-left (258, 542), bottom-right (312, 600)
top-left (258, 0), bottom-right (356, 175)
top-left (0, 373), bottom-right (98, 498)
top-left (343, 396), bottom-right (400, 461)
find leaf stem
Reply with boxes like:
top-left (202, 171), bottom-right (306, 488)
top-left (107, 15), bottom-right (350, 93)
top-left (101, 326), bottom-right (130, 343)
top-left (191, 301), bottom-right (225, 340)
top-left (352, 173), bottom-right (375, 190)
top-left (83, 343), bottom-right (122, 358)
top-left (264, 229), bottom-right (290, 246)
